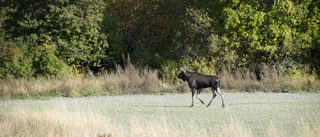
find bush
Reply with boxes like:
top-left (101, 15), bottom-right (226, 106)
top-left (0, 47), bottom-right (28, 78)
top-left (0, 39), bottom-right (34, 78)
top-left (0, 37), bottom-right (69, 78)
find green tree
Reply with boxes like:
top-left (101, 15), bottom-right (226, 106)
top-left (0, 0), bottom-right (124, 77)
top-left (105, 0), bottom-right (187, 68)
top-left (47, 0), bottom-right (109, 70)
top-left (174, 7), bottom-right (221, 61)
top-left (194, 0), bottom-right (320, 74)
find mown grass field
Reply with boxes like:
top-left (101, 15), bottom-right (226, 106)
top-left (0, 92), bottom-right (319, 137)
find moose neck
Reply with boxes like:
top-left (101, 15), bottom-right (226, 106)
top-left (184, 71), bottom-right (194, 82)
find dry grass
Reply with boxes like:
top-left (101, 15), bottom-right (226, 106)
top-left (0, 107), bottom-right (319, 137)
top-left (266, 121), bottom-right (320, 137)
top-left (220, 64), bottom-right (320, 93)
top-left (0, 57), bottom-right (176, 99)
top-left (0, 108), bottom-right (112, 137)
top-left (216, 119), bottom-right (254, 137)
top-left (0, 59), bottom-right (319, 99)
top-left (0, 107), bottom-right (216, 137)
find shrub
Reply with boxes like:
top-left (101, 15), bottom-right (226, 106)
top-left (0, 40), bottom-right (34, 78)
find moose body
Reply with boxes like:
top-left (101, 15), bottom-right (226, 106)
top-left (178, 68), bottom-right (225, 107)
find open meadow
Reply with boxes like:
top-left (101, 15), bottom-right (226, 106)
top-left (1, 1), bottom-right (320, 137)
top-left (0, 92), bottom-right (319, 137)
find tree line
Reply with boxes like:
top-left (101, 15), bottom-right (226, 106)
top-left (0, 0), bottom-right (319, 79)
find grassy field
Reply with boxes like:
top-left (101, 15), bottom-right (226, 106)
top-left (0, 92), bottom-right (319, 137)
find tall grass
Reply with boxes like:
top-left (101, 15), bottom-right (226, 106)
top-left (0, 108), bottom-right (112, 137)
top-left (0, 58), bottom-right (319, 99)
top-left (0, 56), bottom-right (177, 99)
top-left (0, 108), bottom-right (319, 137)
top-left (220, 64), bottom-right (320, 93)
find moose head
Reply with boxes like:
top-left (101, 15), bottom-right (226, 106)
top-left (177, 67), bottom-right (192, 82)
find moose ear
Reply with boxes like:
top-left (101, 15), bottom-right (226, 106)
top-left (187, 67), bottom-right (193, 71)
top-left (180, 67), bottom-right (185, 72)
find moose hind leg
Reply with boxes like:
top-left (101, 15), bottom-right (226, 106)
top-left (197, 89), bottom-right (205, 105)
top-left (206, 88), bottom-right (217, 107)
top-left (217, 87), bottom-right (225, 107)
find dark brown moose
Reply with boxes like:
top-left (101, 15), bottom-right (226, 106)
top-left (177, 67), bottom-right (225, 107)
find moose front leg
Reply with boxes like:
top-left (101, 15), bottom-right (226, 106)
top-left (190, 88), bottom-right (195, 107)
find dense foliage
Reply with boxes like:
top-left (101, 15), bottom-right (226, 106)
top-left (1, 0), bottom-right (319, 79)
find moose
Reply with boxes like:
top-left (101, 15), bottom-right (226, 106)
top-left (177, 67), bottom-right (225, 107)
